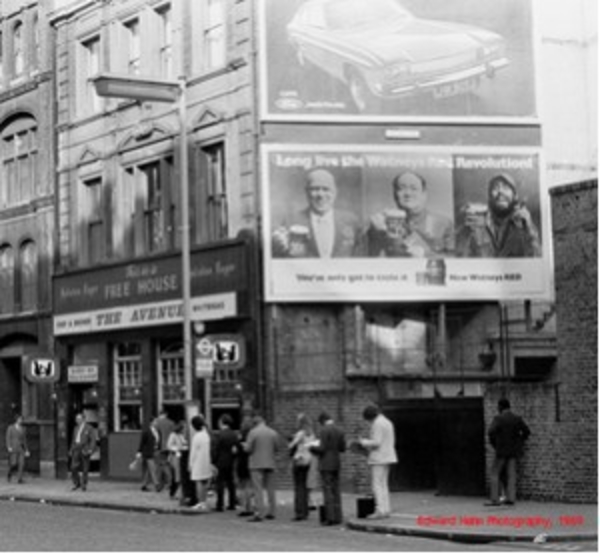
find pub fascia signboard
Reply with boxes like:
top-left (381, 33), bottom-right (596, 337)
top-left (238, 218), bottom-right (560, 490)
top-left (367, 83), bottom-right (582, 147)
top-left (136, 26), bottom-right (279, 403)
top-left (53, 242), bottom-right (249, 336)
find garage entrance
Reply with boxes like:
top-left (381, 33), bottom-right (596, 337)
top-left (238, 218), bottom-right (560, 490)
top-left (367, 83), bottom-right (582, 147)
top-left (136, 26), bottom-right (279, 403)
top-left (385, 397), bottom-right (486, 496)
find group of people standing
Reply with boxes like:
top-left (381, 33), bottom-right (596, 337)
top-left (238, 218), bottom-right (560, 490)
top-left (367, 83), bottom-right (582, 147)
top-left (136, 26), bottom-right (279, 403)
top-left (130, 403), bottom-right (398, 525)
top-left (288, 406), bottom-right (398, 524)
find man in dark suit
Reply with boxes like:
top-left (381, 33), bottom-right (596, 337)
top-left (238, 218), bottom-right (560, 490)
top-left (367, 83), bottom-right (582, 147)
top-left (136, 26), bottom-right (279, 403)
top-left (136, 418), bottom-right (162, 492)
top-left (155, 409), bottom-right (175, 491)
top-left (212, 414), bottom-right (239, 512)
top-left (311, 411), bottom-right (346, 526)
top-left (272, 168), bottom-right (364, 258)
top-left (486, 398), bottom-right (531, 506)
top-left (69, 412), bottom-right (97, 492)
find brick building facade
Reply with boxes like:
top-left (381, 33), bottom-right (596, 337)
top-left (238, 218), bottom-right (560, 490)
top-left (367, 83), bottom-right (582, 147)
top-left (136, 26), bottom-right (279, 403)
top-left (484, 181), bottom-right (597, 503)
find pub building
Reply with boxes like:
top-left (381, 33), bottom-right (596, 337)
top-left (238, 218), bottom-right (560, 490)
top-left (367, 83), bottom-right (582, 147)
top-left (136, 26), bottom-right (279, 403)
top-left (52, 239), bottom-right (258, 479)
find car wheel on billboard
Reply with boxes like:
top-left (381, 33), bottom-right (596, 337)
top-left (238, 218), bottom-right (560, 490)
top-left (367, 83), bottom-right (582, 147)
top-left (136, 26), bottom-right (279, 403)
top-left (347, 68), bottom-right (376, 113)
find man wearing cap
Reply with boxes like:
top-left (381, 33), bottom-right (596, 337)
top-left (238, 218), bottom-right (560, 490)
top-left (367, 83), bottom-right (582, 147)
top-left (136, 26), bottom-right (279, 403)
top-left (456, 173), bottom-right (541, 258)
top-left (367, 171), bottom-right (454, 257)
top-left (272, 168), bottom-right (364, 258)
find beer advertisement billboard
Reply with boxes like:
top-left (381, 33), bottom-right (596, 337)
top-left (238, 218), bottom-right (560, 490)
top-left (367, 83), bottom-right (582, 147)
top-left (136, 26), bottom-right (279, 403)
top-left (262, 144), bottom-right (551, 302)
top-left (258, 0), bottom-right (536, 122)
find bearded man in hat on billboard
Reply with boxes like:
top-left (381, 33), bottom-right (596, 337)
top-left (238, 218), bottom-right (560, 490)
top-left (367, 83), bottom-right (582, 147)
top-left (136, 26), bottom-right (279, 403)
top-left (456, 173), bottom-right (541, 258)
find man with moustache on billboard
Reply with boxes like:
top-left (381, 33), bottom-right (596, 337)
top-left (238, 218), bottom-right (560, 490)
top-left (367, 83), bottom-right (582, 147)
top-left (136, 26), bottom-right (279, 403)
top-left (271, 168), bottom-right (364, 259)
top-left (456, 173), bottom-right (541, 258)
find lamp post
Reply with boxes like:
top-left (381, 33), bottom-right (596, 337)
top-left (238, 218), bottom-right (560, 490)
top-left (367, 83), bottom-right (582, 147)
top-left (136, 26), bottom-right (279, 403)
top-left (92, 73), bottom-right (193, 403)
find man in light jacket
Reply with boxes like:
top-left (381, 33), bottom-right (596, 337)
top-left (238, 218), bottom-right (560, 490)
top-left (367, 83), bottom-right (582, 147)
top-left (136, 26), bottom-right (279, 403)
top-left (359, 405), bottom-right (397, 519)
top-left (244, 414), bottom-right (280, 522)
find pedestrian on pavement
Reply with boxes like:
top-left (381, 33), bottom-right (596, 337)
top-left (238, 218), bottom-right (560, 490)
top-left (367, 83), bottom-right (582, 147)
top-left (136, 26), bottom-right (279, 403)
top-left (189, 414), bottom-right (213, 512)
top-left (136, 418), bottom-right (162, 492)
top-left (167, 421), bottom-right (188, 500)
top-left (310, 411), bottom-right (346, 526)
top-left (235, 415), bottom-right (254, 517)
top-left (486, 398), bottom-right (531, 507)
top-left (69, 412), bottom-right (97, 492)
top-left (6, 414), bottom-right (29, 484)
top-left (213, 414), bottom-right (239, 512)
top-left (244, 414), bottom-right (280, 522)
top-left (155, 408), bottom-right (175, 492)
top-left (288, 413), bottom-right (317, 521)
top-left (358, 405), bottom-right (397, 519)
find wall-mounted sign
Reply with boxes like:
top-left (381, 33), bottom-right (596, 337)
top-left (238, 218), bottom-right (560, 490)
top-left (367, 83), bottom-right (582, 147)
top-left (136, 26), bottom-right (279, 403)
top-left (24, 355), bottom-right (60, 384)
top-left (258, 0), bottom-right (536, 122)
top-left (52, 241), bottom-right (250, 336)
top-left (54, 293), bottom-right (237, 336)
top-left (194, 334), bottom-right (247, 378)
top-left (262, 143), bottom-right (551, 302)
top-left (68, 365), bottom-right (99, 384)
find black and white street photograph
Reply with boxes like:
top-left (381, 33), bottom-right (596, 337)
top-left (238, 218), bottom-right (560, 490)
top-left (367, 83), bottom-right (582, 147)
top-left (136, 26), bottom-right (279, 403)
top-left (0, 0), bottom-right (596, 552)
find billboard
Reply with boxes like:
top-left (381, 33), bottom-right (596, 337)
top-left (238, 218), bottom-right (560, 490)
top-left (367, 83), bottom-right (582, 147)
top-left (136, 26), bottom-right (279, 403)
top-left (262, 144), bottom-right (551, 302)
top-left (258, 0), bottom-right (536, 122)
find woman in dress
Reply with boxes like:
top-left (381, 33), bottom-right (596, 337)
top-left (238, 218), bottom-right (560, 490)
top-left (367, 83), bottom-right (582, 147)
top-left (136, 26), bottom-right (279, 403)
top-left (288, 413), bottom-right (317, 521)
top-left (188, 414), bottom-right (212, 511)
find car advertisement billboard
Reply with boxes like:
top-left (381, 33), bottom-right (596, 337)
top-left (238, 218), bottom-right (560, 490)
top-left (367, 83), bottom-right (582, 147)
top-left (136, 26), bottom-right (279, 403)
top-left (262, 144), bottom-right (551, 302)
top-left (258, 0), bottom-right (536, 122)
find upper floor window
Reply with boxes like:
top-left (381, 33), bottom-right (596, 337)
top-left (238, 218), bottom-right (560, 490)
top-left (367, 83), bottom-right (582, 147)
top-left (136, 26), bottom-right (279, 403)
top-left (80, 36), bottom-right (101, 115)
top-left (123, 157), bottom-right (174, 256)
top-left (0, 245), bottom-right (14, 314)
top-left (18, 240), bottom-right (37, 312)
top-left (1, 115), bottom-right (38, 208)
top-left (0, 32), bottom-right (4, 80)
top-left (32, 13), bottom-right (40, 70)
top-left (82, 177), bottom-right (105, 265)
top-left (13, 21), bottom-right (24, 77)
top-left (157, 5), bottom-right (173, 79)
top-left (124, 19), bottom-right (141, 75)
top-left (197, 142), bottom-right (228, 242)
top-left (205, 0), bottom-right (226, 71)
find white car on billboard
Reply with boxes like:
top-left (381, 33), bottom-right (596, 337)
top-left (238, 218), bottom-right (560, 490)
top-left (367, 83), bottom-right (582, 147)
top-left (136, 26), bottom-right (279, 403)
top-left (286, 0), bottom-right (510, 112)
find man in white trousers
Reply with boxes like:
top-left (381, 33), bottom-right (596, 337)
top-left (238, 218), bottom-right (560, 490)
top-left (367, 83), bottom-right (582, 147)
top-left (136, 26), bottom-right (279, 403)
top-left (359, 405), bottom-right (397, 519)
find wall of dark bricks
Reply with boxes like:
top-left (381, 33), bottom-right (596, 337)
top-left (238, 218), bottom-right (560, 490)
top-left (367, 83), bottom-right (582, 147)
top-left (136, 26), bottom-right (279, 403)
top-left (484, 181), bottom-right (597, 503)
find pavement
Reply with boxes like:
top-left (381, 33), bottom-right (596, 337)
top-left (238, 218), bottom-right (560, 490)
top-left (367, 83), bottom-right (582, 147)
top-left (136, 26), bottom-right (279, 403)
top-left (0, 471), bottom-right (596, 545)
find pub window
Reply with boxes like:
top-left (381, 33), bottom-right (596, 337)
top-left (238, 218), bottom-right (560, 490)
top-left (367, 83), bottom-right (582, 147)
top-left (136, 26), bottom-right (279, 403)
top-left (158, 342), bottom-right (185, 408)
top-left (18, 240), bottom-right (37, 312)
top-left (113, 342), bottom-right (143, 431)
top-left (0, 244), bottom-right (14, 314)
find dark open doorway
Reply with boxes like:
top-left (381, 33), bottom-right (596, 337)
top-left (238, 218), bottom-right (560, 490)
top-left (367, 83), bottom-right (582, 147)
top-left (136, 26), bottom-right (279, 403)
top-left (385, 397), bottom-right (486, 496)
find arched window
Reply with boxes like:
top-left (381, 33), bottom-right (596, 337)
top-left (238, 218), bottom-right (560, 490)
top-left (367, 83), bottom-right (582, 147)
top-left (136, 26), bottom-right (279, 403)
top-left (1, 114), bottom-right (38, 207)
top-left (18, 240), bottom-right (37, 312)
top-left (13, 21), bottom-right (23, 76)
top-left (0, 244), bottom-right (14, 313)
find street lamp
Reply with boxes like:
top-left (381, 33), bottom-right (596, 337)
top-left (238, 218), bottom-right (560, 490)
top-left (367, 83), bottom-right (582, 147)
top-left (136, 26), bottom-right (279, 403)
top-left (92, 73), bottom-right (193, 403)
